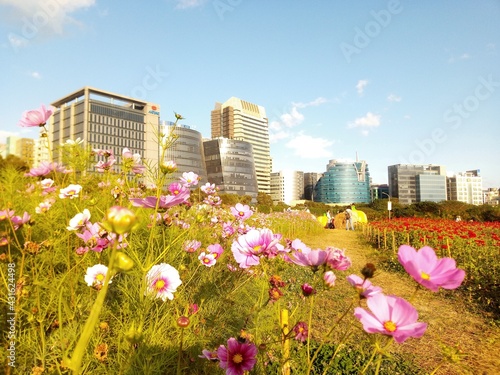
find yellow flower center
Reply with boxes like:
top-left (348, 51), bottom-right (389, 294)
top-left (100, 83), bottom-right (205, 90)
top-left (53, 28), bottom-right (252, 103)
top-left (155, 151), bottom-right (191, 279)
top-left (203, 257), bottom-right (211, 264)
top-left (232, 353), bottom-right (243, 364)
top-left (253, 245), bottom-right (262, 253)
top-left (154, 279), bottom-right (166, 290)
top-left (96, 273), bottom-right (105, 282)
top-left (239, 211), bottom-right (244, 216)
top-left (421, 272), bottom-right (431, 280)
top-left (384, 321), bottom-right (397, 332)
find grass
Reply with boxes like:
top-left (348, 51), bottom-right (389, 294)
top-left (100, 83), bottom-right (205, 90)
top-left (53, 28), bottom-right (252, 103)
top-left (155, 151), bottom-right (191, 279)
top-left (301, 228), bottom-right (500, 375)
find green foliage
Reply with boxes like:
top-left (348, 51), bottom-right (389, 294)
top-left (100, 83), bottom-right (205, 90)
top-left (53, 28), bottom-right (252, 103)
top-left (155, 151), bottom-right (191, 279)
top-left (0, 154), bottom-right (30, 172)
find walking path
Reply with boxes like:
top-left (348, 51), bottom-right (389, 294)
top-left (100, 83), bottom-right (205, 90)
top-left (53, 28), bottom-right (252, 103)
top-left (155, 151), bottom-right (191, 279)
top-left (300, 228), bottom-right (500, 375)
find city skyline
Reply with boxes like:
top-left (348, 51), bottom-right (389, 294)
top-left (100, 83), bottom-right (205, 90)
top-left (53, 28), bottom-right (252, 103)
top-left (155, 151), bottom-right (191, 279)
top-left (1, 1), bottom-right (499, 187)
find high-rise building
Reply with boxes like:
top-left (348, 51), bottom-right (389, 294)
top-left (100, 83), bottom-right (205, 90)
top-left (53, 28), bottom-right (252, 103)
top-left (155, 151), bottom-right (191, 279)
top-left (211, 97), bottom-right (271, 194)
top-left (34, 137), bottom-right (50, 167)
top-left (271, 170), bottom-right (304, 205)
top-left (303, 172), bottom-right (321, 201)
top-left (161, 121), bottom-right (208, 184)
top-left (483, 188), bottom-right (499, 206)
top-left (6, 136), bottom-right (35, 167)
top-left (388, 164), bottom-right (446, 204)
top-left (447, 170), bottom-right (483, 205)
top-left (49, 86), bottom-right (160, 177)
top-left (203, 138), bottom-right (259, 200)
top-left (314, 159), bottom-right (371, 204)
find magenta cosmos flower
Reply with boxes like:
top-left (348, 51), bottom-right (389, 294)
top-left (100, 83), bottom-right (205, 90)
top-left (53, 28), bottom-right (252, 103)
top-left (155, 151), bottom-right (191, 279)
top-left (347, 274), bottom-right (382, 298)
top-left (230, 203), bottom-right (253, 221)
top-left (217, 337), bottom-right (257, 375)
top-left (18, 104), bottom-right (53, 127)
top-left (145, 263), bottom-right (182, 301)
top-left (231, 228), bottom-right (284, 268)
top-left (354, 293), bottom-right (427, 343)
top-left (284, 239), bottom-right (330, 268)
top-left (398, 245), bottom-right (466, 292)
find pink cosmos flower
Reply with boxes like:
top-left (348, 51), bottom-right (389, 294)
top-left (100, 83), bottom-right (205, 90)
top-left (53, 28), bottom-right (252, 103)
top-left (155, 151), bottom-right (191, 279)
top-left (293, 321), bottom-right (309, 342)
top-left (326, 247), bottom-right (352, 271)
top-left (199, 349), bottom-right (218, 361)
top-left (222, 221), bottom-right (236, 238)
top-left (217, 338), bottom-right (257, 375)
top-left (398, 245), bottom-right (466, 292)
top-left (0, 237), bottom-right (9, 246)
top-left (35, 200), bottom-right (53, 214)
top-left (18, 104), bottom-right (53, 127)
top-left (207, 243), bottom-right (224, 259)
top-left (0, 209), bottom-right (15, 221)
top-left (198, 252), bottom-right (217, 267)
top-left (231, 228), bottom-right (284, 268)
top-left (180, 171), bottom-right (199, 187)
top-left (95, 158), bottom-right (116, 173)
top-left (301, 283), bottom-right (316, 296)
top-left (59, 184), bottom-right (82, 199)
top-left (145, 263), bottom-right (182, 301)
top-left (354, 293), bottom-right (427, 343)
top-left (11, 212), bottom-right (31, 230)
top-left (284, 239), bottom-right (330, 268)
top-left (201, 182), bottom-right (217, 195)
top-left (230, 203), bottom-right (253, 221)
top-left (323, 271), bottom-right (337, 288)
top-left (183, 240), bottom-right (201, 253)
top-left (25, 161), bottom-right (68, 177)
top-left (346, 274), bottom-right (382, 299)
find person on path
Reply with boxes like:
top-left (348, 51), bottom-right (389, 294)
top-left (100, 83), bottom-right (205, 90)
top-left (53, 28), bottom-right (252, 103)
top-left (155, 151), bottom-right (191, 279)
top-left (345, 207), bottom-right (354, 231)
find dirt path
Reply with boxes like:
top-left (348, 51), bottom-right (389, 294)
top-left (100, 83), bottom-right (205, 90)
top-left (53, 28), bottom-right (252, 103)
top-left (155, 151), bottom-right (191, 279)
top-left (301, 228), bottom-right (500, 375)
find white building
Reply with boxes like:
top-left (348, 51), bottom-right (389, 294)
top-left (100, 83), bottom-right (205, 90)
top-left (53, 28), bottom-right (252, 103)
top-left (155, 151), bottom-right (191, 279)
top-left (271, 170), bottom-right (304, 205)
top-left (447, 170), bottom-right (483, 205)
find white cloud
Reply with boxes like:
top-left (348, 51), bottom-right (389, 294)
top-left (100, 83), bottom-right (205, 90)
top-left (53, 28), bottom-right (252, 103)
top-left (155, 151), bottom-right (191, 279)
top-left (460, 53), bottom-right (471, 60)
top-left (293, 97), bottom-right (328, 108)
top-left (285, 132), bottom-right (334, 159)
top-left (30, 71), bottom-right (41, 79)
top-left (356, 80), bottom-right (368, 95)
top-left (0, 0), bottom-right (95, 44)
top-left (269, 130), bottom-right (289, 143)
top-left (174, 0), bottom-right (208, 9)
top-left (387, 94), bottom-right (401, 102)
top-left (348, 112), bottom-right (381, 132)
top-left (269, 105), bottom-right (305, 133)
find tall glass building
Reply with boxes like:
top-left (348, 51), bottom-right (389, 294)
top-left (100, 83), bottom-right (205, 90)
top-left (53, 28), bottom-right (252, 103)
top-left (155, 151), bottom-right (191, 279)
top-left (203, 138), bottom-right (259, 200)
top-left (161, 121), bottom-right (208, 184)
top-left (211, 97), bottom-right (271, 194)
top-left (313, 160), bottom-right (371, 204)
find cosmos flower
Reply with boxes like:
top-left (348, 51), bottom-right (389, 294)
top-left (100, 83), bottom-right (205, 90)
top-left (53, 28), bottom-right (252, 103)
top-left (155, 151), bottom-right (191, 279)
top-left (397, 245), bottom-right (466, 292)
top-left (25, 161), bottom-right (68, 177)
top-left (201, 182), bottom-right (217, 195)
top-left (183, 240), bottom-right (202, 253)
top-left (293, 322), bottom-right (309, 342)
top-left (231, 228), bottom-right (284, 268)
top-left (67, 209), bottom-right (91, 231)
top-left (354, 293), bottom-right (427, 343)
top-left (207, 243), bottom-right (224, 259)
top-left (326, 247), bottom-right (352, 271)
top-left (198, 252), bottom-right (217, 267)
top-left (346, 274), bottom-right (382, 299)
top-left (59, 184), bottom-right (82, 199)
top-left (35, 200), bottom-right (53, 214)
top-left (217, 338), bottom-right (257, 375)
top-left (145, 263), bottom-right (182, 301)
top-left (199, 349), bottom-right (219, 361)
top-left (180, 171), bottom-right (199, 187)
top-left (18, 104), bottom-right (53, 127)
top-left (323, 271), bottom-right (337, 288)
top-left (11, 212), bottom-right (31, 230)
top-left (230, 203), bottom-right (253, 221)
top-left (84, 264), bottom-right (111, 289)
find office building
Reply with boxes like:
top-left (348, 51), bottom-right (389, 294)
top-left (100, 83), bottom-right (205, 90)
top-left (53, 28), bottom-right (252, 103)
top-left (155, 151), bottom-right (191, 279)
top-left (447, 170), bottom-right (483, 205)
top-left (314, 159), bottom-right (371, 204)
top-left (388, 164), bottom-right (446, 204)
top-left (371, 184), bottom-right (390, 201)
top-left (211, 97), bottom-right (271, 194)
top-left (483, 188), bottom-right (499, 206)
top-left (303, 172), bottom-right (321, 201)
top-left (271, 170), bottom-right (304, 205)
top-left (6, 136), bottom-right (34, 167)
top-left (161, 121), bottom-right (207, 184)
top-left (49, 86), bottom-right (160, 177)
top-left (203, 138), bottom-right (259, 200)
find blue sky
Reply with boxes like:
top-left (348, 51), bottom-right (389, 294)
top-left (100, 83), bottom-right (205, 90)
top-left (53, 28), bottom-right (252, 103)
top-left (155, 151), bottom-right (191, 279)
top-left (1, 0), bottom-right (499, 187)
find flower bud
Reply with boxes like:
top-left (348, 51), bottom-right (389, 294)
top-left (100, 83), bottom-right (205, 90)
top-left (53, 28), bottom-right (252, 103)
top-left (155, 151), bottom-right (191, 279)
top-left (115, 251), bottom-right (134, 272)
top-left (125, 322), bottom-right (144, 344)
top-left (104, 206), bottom-right (136, 234)
top-left (361, 263), bottom-right (376, 279)
top-left (177, 316), bottom-right (190, 328)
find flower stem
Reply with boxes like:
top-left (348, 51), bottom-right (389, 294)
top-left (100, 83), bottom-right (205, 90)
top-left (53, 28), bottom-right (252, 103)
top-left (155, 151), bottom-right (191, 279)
top-left (66, 244), bottom-right (118, 373)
